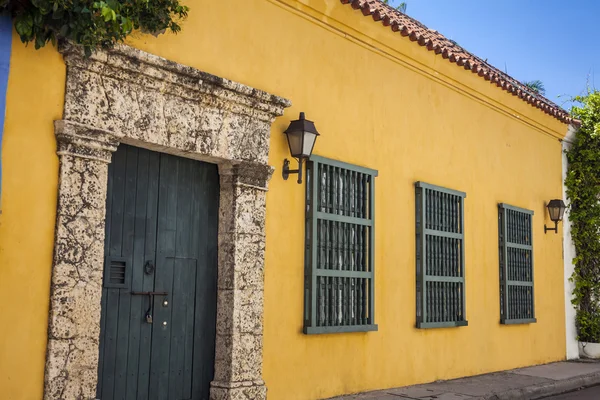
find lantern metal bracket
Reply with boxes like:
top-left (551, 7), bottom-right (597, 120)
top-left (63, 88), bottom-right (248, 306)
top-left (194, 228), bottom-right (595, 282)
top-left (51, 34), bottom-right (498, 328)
top-left (282, 158), bottom-right (303, 184)
top-left (544, 221), bottom-right (559, 234)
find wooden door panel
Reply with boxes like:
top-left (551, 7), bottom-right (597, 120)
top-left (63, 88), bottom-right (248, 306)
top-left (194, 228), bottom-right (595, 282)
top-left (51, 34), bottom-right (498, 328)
top-left (191, 165), bottom-right (219, 400)
top-left (128, 148), bottom-right (160, 400)
top-left (98, 144), bottom-right (218, 400)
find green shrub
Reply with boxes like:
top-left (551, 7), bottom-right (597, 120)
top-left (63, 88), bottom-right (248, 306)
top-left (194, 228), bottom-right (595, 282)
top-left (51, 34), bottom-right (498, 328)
top-left (566, 90), bottom-right (600, 343)
top-left (2, 0), bottom-right (188, 56)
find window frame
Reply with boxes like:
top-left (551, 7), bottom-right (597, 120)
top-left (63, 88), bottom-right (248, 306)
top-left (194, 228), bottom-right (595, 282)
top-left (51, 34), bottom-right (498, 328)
top-left (498, 203), bottom-right (536, 325)
top-left (303, 155), bottom-right (378, 334)
top-left (415, 181), bottom-right (468, 329)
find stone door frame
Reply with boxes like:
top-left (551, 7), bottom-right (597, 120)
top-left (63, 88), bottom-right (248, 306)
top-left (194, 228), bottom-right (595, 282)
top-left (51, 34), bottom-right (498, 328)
top-left (44, 43), bottom-right (290, 400)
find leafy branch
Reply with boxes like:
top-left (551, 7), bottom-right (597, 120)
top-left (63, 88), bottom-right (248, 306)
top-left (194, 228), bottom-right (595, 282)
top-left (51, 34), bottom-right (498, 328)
top-left (2, 0), bottom-right (189, 56)
top-left (382, 0), bottom-right (407, 13)
top-left (523, 80), bottom-right (546, 96)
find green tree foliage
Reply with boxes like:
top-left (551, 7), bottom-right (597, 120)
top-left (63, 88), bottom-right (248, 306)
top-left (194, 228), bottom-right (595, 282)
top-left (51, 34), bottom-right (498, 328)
top-left (565, 90), bottom-right (600, 342)
top-left (2, 0), bottom-right (188, 56)
top-left (523, 80), bottom-right (546, 95)
top-left (382, 0), bottom-right (407, 13)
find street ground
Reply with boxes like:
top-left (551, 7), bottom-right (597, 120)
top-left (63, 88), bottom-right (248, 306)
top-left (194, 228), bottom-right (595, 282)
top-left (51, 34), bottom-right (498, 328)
top-left (330, 361), bottom-right (600, 400)
top-left (545, 384), bottom-right (600, 399)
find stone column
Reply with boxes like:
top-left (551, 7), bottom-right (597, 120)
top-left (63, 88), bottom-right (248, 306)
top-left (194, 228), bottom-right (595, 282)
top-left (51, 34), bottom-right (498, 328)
top-left (44, 121), bottom-right (119, 400)
top-left (211, 162), bottom-right (274, 400)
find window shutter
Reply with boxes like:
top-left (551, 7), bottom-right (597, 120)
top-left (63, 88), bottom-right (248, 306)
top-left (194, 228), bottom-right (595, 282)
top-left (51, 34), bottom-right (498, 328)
top-left (498, 204), bottom-right (535, 324)
top-left (415, 182), bottom-right (467, 329)
top-left (304, 156), bottom-right (378, 334)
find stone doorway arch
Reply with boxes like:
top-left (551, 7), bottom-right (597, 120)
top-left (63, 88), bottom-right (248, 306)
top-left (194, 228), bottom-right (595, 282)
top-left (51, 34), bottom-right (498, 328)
top-left (44, 43), bottom-right (290, 400)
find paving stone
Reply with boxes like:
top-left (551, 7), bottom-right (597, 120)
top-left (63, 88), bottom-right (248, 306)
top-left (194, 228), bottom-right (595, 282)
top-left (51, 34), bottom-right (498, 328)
top-left (385, 386), bottom-right (447, 398)
top-left (334, 393), bottom-right (401, 400)
top-left (422, 372), bottom-right (552, 397)
top-left (324, 361), bottom-right (600, 400)
top-left (511, 361), bottom-right (600, 380)
top-left (418, 393), bottom-right (475, 400)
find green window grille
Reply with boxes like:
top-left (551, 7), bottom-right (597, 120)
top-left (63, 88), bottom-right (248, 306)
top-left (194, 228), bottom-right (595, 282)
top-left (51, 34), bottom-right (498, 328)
top-left (415, 182), bottom-right (467, 329)
top-left (304, 155), bottom-right (378, 334)
top-left (498, 203), bottom-right (536, 324)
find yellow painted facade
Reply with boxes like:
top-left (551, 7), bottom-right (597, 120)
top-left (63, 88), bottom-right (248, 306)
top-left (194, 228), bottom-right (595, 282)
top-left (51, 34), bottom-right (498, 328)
top-left (0, 36), bottom-right (65, 399)
top-left (0, 1), bottom-right (568, 399)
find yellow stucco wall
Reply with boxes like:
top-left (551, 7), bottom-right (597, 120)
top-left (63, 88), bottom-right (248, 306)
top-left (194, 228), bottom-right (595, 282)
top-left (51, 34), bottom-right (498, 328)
top-left (0, 37), bottom-right (65, 399)
top-left (0, 0), bottom-right (568, 399)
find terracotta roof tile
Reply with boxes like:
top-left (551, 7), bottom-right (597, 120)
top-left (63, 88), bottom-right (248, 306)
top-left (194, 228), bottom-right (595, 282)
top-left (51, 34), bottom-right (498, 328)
top-left (340, 0), bottom-right (573, 124)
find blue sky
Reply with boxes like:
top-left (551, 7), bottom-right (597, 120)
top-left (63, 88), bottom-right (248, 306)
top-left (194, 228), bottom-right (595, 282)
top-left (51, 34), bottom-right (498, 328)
top-left (386, 0), bottom-right (598, 110)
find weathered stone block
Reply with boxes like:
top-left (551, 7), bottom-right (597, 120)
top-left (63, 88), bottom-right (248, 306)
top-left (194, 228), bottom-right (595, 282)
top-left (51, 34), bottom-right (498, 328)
top-left (210, 383), bottom-right (267, 400)
top-left (216, 288), bottom-right (264, 335)
top-left (218, 233), bottom-right (266, 290)
top-left (213, 333), bottom-right (264, 383)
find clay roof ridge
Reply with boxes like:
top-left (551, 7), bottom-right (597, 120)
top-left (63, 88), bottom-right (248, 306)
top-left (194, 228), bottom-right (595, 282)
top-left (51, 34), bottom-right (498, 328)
top-left (340, 0), bottom-right (574, 124)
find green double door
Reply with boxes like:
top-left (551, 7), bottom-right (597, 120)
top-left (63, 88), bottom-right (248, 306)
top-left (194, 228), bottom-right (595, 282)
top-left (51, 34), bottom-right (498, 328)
top-left (97, 145), bottom-right (219, 400)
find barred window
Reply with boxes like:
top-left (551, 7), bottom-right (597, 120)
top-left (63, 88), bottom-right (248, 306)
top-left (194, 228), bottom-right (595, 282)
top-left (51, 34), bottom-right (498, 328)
top-left (498, 204), bottom-right (536, 324)
top-left (304, 156), bottom-right (378, 334)
top-left (415, 182), bottom-right (467, 329)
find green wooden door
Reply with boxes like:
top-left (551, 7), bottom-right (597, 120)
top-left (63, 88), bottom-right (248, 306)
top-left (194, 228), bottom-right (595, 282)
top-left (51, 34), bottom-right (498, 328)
top-left (97, 144), bottom-right (219, 400)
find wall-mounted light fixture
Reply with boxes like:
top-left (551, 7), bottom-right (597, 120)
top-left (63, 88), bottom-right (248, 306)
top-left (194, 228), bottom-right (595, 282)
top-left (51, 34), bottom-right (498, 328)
top-left (544, 199), bottom-right (566, 234)
top-left (282, 112), bottom-right (320, 184)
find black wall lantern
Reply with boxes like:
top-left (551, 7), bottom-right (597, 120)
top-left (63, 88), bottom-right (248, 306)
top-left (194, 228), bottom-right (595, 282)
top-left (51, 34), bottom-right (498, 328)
top-left (282, 112), bottom-right (320, 184)
top-left (544, 199), bottom-right (566, 234)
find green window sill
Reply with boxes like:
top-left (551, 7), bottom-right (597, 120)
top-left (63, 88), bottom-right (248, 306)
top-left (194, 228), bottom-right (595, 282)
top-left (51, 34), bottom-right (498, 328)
top-left (416, 321), bottom-right (468, 329)
top-left (501, 318), bottom-right (536, 325)
top-left (304, 324), bottom-right (378, 335)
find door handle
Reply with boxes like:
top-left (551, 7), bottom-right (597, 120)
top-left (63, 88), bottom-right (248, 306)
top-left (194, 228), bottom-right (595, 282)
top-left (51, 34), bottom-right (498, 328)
top-left (131, 292), bottom-right (168, 324)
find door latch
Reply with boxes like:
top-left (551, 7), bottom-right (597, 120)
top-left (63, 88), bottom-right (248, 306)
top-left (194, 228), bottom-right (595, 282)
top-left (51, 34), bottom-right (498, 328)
top-left (131, 291), bottom-right (168, 324)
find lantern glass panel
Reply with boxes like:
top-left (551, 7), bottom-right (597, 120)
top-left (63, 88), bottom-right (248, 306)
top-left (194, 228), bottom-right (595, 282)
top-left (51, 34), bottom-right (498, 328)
top-left (548, 206), bottom-right (558, 221)
top-left (302, 132), bottom-right (318, 157)
top-left (558, 205), bottom-right (566, 220)
top-left (286, 130), bottom-right (304, 158)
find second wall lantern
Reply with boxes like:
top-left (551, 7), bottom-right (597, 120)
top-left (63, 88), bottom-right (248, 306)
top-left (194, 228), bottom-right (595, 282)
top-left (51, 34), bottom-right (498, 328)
top-left (282, 112), bottom-right (320, 184)
top-left (544, 199), bottom-right (566, 234)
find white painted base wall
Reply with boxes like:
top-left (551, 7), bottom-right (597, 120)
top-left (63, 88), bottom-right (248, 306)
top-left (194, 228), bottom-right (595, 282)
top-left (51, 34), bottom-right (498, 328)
top-left (563, 125), bottom-right (579, 360)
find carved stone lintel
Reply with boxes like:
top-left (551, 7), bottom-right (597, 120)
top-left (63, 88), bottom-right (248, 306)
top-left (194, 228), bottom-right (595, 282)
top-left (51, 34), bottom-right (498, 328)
top-left (60, 41), bottom-right (291, 121)
top-left (59, 43), bottom-right (290, 165)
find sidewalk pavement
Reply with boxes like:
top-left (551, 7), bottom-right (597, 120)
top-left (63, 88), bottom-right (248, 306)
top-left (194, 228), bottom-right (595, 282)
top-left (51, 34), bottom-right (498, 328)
top-left (329, 360), bottom-right (600, 400)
